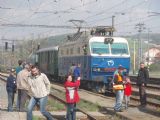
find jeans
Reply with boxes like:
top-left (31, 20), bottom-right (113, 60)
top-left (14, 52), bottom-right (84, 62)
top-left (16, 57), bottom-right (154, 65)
top-left (124, 95), bottom-right (130, 109)
top-left (139, 85), bottom-right (147, 105)
top-left (114, 90), bottom-right (124, 111)
top-left (27, 96), bottom-right (53, 120)
top-left (66, 103), bottom-right (76, 120)
top-left (7, 91), bottom-right (15, 112)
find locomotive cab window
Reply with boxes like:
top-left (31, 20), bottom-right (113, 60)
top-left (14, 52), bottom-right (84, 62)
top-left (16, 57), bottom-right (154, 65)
top-left (111, 43), bottom-right (128, 55)
top-left (90, 42), bottom-right (109, 54)
top-left (70, 48), bottom-right (73, 54)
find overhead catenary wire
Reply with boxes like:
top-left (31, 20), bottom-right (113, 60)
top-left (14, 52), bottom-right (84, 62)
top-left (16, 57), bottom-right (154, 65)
top-left (84, 0), bottom-right (127, 20)
top-left (86, 0), bottom-right (149, 26)
top-left (0, 0), bottom-right (159, 40)
top-left (0, 23), bottom-right (112, 30)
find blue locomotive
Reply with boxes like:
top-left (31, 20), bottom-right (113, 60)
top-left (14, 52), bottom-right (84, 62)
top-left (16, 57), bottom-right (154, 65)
top-left (34, 28), bottom-right (130, 92)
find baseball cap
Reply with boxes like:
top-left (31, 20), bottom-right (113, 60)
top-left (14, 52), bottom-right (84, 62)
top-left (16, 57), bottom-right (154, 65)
top-left (118, 65), bottom-right (124, 70)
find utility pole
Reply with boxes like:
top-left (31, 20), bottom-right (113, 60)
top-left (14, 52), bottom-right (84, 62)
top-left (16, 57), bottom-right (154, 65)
top-left (11, 40), bottom-right (15, 67)
top-left (147, 28), bottom-right (152, 70)
top-left (111, 16), bottom-right (115, 36)
top-left (135, 23), bottom-right (146, 66)
top-left (133, 39), bottom-right (136, 75)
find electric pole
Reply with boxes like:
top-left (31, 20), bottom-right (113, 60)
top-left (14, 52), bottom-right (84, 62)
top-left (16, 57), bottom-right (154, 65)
top-left (111, 16), bottom-right (115, 36)
top-left (135, 23), bottom-right (146, 66)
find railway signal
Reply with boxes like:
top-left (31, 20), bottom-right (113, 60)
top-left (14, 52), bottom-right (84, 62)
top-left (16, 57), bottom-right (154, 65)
top-left (5, 42), bottom-right (8, 51)
top-left (37, 43), bottom-right (40, 50)
top-left (12, 44), bottom-right (14, 52)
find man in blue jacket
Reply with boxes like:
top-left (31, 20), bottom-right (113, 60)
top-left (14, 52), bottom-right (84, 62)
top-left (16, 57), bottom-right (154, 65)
top-left (6, 69), bottom-right (17, 112)
top-left (73, 63), bottom-right (81, 82)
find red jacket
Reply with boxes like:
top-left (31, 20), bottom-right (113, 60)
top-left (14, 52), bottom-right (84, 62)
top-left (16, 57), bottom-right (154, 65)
top-left (124, 83), bottom-right (132, 96)
top-left (64, 80), bottom-right (80, 103)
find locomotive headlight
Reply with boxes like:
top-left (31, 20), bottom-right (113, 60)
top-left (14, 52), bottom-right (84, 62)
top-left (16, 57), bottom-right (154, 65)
top-left (92, 67), bottom-right (98, 71)
top-left (92, 68), bottom-right (97, 71)
top-left (92, 67), bottom-right (101, 72)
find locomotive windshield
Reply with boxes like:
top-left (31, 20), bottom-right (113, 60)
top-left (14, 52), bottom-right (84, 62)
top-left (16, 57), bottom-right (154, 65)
top-left (90, 42), bottom-right (129, 55)
top-left (111, 43), bottom-right (129, 55)
top-left (91, 42), bottom-right (109, 54)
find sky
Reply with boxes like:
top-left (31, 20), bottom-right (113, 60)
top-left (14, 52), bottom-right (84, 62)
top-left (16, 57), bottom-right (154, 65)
top-left (0, 0), bottom-right (160, 41)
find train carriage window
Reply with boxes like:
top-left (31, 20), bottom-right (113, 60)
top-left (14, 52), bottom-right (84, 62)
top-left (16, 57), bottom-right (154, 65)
top-left (67, 48), bottom-right (69, 55)
top-left (61, 50), bottom-right (64, 56)
top-left (90, 42), bottom-right (109, 54)
top-left (51, 51), bottom-right (53, 63)
top-left (70, 48), bottom-right (73, 54)
top-left (77, 47), bottom-right (80, 54)
top-left (111, 43), bottom-right (128, 55)
top-left (41, 53), bottom-right (43, 63)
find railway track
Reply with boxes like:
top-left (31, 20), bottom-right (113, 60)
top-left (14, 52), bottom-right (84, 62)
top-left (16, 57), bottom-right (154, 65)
top-left (0, 73), bottom-right (160, 108)
top-left (0, 73), bottom-right (103, 120)
top-left (50, 82), bottom-right (160, 119)
top-left (51, 81), bottom-right (160, 111)
top-left (130, 76), bottom-right (160, 87)
top-left (49, 93), bottom-right (100, 120)
top-left (0, 73), bottom-right (160, 113)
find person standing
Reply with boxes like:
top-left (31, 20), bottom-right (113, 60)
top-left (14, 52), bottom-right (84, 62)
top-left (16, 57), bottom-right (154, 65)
top-left (68, 63), bottom-right (76, 75)
top-left (16, 64), bottom-right (30, 111)
top-left (137, 62), bottom-right (149, 106)
top-left (124, 74), bottom-right (132, 109)
top-left (73, 63), bottom-right (81, 82)
top-left (15, 60), bottom-right (23, 109)
top-left (27, 65), bottom-right (53, 120)
top-left (64, 75), bottom-right (80, 120)
top-left (113, 65), bottom-right (125, 112)
top-left (6, 69), bottom-right (17, 112)
top-left (15, 60), bottom-right (23, 76)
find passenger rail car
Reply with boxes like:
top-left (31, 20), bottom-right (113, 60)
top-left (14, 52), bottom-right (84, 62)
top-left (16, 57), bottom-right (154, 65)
top-left (36, 46), bottom-right (58, 79)
top-left (35, 30), bottom-right (130, 92)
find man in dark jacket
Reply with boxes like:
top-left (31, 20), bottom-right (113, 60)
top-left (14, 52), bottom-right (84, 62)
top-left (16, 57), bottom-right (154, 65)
top-left (137, 62), bottom-right (149, 106)
top-left (6, 69), bottom-right (17, 112)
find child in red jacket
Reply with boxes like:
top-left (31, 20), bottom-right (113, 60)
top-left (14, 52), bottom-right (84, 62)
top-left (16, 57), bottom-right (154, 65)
top-left (124, 74), bottom-right (132, 109)
top-left (64, 75), bottom-right (80, 120)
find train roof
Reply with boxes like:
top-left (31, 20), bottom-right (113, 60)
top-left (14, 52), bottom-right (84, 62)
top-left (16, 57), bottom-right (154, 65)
top-left (89, 37), bottom-right (128, 43)
top-left (36, 46), bottom-right (58, 53)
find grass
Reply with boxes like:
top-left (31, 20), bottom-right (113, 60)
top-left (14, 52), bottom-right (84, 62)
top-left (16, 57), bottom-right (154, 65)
top-left (78, 100), bottom-right (100, 111)
top-left (33, 116), bottom-right (43, 120)
top-left (46, 96), bottom-right (100, 112)
top-left (46, 98), bottom-right (65, 111)
top-left (51, 88), bottom-right (101, 111)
